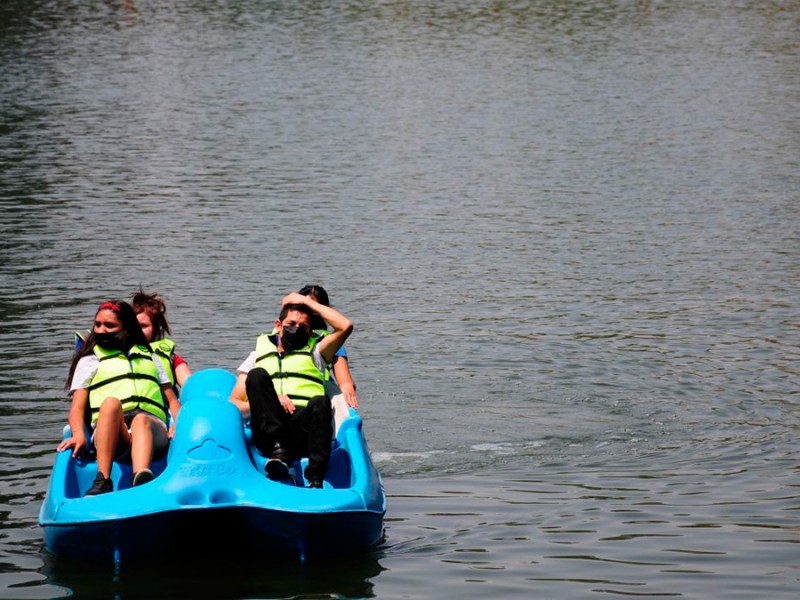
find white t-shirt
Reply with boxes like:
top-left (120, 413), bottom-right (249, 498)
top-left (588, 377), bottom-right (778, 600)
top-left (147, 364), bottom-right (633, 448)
top-left (69, 352), bottom-right (171, 395)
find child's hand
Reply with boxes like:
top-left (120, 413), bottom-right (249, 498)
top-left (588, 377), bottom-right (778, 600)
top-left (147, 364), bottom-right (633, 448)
top-left (281, 292), bottom-right (307, 307)
top-left (340, 381), bottom-right (358, 409)
top-left (278, 394), bottom-right (296, 414)
top-left (57, 434), bottom-right (87, 458)
top-left (344, 389), bottom-right (359, 409)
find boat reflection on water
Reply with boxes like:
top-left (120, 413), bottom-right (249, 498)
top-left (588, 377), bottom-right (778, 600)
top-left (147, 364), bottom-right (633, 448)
top-left (39, 550), bottom-right (386, 599)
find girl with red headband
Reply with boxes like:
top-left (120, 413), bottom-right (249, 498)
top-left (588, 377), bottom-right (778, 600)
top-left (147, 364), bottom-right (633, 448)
top-left (61, 300), bottom-right (181, 495)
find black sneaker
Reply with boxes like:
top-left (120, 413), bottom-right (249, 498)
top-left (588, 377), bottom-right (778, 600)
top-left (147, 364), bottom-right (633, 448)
top-left (307, 478), bottom-right (324, 489)
top-left (132, 468), bottom-right (154, 487)
top-left (265, 458), bottom-right (291, 481)
top-left (86, 472), bottom-right (113, 496)
top-left (269, 442), bottom-right (289, 463)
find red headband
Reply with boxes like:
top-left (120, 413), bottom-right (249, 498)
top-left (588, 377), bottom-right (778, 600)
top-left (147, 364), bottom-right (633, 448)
top-left (98, 301), bottom-right (120, 312)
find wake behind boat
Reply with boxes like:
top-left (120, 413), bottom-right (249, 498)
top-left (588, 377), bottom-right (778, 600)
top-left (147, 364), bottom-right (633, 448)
top-left (39, 369), bottom-right (386, 563)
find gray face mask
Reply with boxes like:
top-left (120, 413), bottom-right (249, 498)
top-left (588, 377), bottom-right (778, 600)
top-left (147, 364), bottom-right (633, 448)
top-left (281, 325), bottom-right (309, 352)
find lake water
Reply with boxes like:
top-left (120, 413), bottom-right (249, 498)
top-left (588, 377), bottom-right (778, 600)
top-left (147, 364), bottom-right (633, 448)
top-left (1, 0), bottom-right (798, 598)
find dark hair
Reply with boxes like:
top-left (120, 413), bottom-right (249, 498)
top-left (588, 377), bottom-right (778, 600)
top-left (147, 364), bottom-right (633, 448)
top-left (278, 303), bottom-right (313, 330)
top-left (131, 288), bottom-right (172, 340)
top-left (298, 284), bottom-right (330, 307)
top-left (298, 285), bottom-right (329, 331)
top-left (65, 300), bottom-right (149, 391)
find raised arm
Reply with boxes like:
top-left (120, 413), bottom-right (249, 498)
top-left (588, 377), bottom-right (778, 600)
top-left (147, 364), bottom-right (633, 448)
top-left (281, 292), bottom-right (353, 363)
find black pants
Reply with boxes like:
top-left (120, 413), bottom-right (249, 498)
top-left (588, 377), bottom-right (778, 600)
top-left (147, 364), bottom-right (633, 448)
top-left (245, 368), bottom-right (332, 480)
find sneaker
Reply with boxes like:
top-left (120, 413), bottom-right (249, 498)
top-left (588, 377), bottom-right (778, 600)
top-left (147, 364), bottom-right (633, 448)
top-left (307, 478), bottom-right (324, 489)
top-left (265, 458), bottom-right (291, 481)
top-left (86, 472), bottom-right (113, 496)
top-left (132, 468), bottom-right (154, 487)
top-left (269, 442), bottom-right (289, 463)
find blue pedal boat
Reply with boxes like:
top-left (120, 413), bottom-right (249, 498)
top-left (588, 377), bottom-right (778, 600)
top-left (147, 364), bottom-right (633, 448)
top-left (38, 369), bottom-right (386, 563)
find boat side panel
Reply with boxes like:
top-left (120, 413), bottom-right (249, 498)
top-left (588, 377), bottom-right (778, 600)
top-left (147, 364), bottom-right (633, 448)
top-left (43, 507), bottom-right (384, 562)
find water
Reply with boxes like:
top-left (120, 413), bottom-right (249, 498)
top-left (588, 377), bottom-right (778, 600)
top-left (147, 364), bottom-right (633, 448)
top-left (1, 0), bottom-right (799, 597)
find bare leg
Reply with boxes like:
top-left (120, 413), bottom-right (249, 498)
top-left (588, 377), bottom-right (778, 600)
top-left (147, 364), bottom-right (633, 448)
top-left (130, 413), bottom-right (168, 473)
top-left (93, 397), bottom-right (129, 478)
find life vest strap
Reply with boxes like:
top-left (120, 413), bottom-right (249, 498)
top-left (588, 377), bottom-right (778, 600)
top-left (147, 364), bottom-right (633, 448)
top-left (86, 372), bottom-right (160, 392)
top-left (89, 395), bottom-right (168, 417)
top-left (254, 350), bottom-right (313, 364)
top-left (271, 371), bottom-right (323, 384)
top-left (97, 350), bottom-right (152, 361)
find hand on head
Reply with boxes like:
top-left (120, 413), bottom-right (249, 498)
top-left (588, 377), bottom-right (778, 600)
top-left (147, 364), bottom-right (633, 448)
top-left (281, 292), bottom-right (309, 307)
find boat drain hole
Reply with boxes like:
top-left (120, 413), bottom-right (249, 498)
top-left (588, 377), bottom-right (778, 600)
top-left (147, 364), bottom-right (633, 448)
top-left (209, 489), bottom-right (237, 504)
top-left (176, 489), bottom-right (205, 506)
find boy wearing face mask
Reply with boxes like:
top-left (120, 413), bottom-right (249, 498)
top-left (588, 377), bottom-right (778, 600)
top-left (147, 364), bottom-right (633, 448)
top-left (229, 292), bottom-right (353, 489)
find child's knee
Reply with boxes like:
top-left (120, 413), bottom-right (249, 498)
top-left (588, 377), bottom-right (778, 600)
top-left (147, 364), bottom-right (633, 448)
top-left (97, 396), bottom-right (123, 417)
top-left (246, 367), bottom-right (271, 388)
top-left (309, 395), bottom-right (332, 418)
top-left (129, 412), bottom-right (153, 432)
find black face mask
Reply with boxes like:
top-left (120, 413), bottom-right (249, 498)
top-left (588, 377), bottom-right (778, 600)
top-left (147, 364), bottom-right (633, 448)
top-left (281, 325), bottom-right (310, 352)
top-left (94, 331), bottom-right (125, 351)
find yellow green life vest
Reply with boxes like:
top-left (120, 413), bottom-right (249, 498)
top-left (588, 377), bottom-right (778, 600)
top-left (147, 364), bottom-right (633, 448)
top-left (150, 338), bottom-right (177, 386)
top-left (254, 332), bottom-right (325, 408)
top-left (88, 344), bottom-right (167, 423)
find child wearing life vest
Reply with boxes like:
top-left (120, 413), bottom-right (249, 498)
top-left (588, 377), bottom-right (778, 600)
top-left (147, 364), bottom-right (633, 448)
top-left (132, 288), bottom-right (191, 390)
top-left (60, 301), bottom-right (182, 496)
top-left (298, 285), bottom-right (358, 434)
top-left (74, 291), bottom-right (191, 392)
top-left (228, 292), bottom-right (353, 489)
